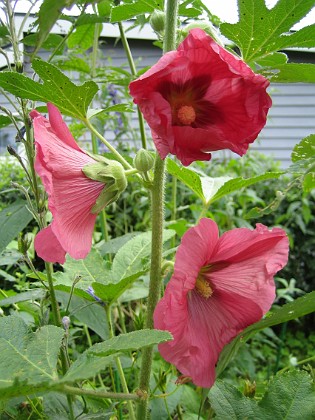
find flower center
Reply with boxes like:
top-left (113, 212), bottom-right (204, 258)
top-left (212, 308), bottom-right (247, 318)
top-left (195, 274), bottom-right (213, 299)
top-left (177, 105), bottom-right (196, 125)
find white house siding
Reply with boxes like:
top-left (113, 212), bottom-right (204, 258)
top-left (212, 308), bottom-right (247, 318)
top-left (0, 35), bottom-right (314, 167)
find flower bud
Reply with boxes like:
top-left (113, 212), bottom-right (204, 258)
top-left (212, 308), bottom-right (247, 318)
top-left (18, 233), bottom-right (32, 255)
top-left (150, 10), bottom-right (165, 35)
top-left (133, 149), bottom-right (155, 173)
top-left (62, 316), bottom-right (71, 331)
top-left (181, 22), bottom-right (224, 47)
top-left (82, 157), bottom-right (127, 214)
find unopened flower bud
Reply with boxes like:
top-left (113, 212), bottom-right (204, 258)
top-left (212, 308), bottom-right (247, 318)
top-left (150, 10), bottom-right (165, 34)
top-left (133, 149), bottom-right (155, 173)
top-left (7, 145), bottom-right (18, 157)
top-left (182, 22), bottom-right (224, 47)
top-left (244, 380), bottom-right (256, 397)
top-left (62, 316), bottom-right (71, 331)
top-left (82, 158), bottom-right (128, 214)
top-left (18, 233), bottom-right (32, 255)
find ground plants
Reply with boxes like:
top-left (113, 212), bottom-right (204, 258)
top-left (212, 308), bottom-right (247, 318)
top-left (0, 0), bottom-right (314, 419)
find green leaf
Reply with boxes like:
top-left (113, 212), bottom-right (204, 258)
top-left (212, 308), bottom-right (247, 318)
top-left (258, 370), bottom-right (315, 419)
top-left (263, 63), bottom-right (315, 83)
top-left (0, 115), bottom-right (12, 129)
top-left (53, 57), bottom-right (91, 74)
top-left (32, 0), bottom-right (75, 56)
top-left (67, 24), bottom-right (99, 51)
top-left (209, 371), bottom-right (315, 420)
top-left (216, 292), bottom-right (315, 377)
top-left (110, 0), bottom-right (156, 22)
top-left (109, 229), bottom-right (175, 284)
top-left (0, 60), bottom-right (98, 119)
top-left (56, 291), bottom-right (109, 340)
top-left (209, 381), bottom-right (257, 419)
top-left (0, 290), bottom-right (46, 307)
top-left (22, 33), bottom-right (64, 50)
top-left (0, 316), bottom-right (63, 399)
top-left (62, 329), bottom-right (172, 383)
top-left (220, 0), bottom-right (315, 63)
top-left (0, 249), bottom-right (22, 266)
top-left (0, 203), bottom-right (33, 254)
top-left (166, 159), bottom-right (204, 201)
top-left (303, 172), bottom-right (315, 193)
top-left (53, 248), bottom-right (111, 298)
top-left (291, 135), bottom-right (315, 162)
top-left (32, 59), bottom-right (98, 118)
top-left (208, 172), bottom-right (283, 204)
top-left (279, 24), bottom-right (315, 49)
top-left (255, 52), bottom-right (288, 68)
top-left (87, 104), bottom-right (134, 119)
top-left (98, 0), bottom-right (112, 17)
top-left (96, 232), bottom-right (140, 255)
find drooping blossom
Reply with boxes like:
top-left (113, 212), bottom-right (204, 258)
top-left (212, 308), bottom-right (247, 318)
top-left (154, 218), bottom-right (289, 388)
top-left (129, 28), bottom-right (272, 166)
top-left (30, 103), bottom-right (126, 264)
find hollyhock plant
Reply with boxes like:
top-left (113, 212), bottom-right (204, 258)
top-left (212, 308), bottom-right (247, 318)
top-left (30, 103), bottom-right (127, 264)
top-left (154, 218), bottom-right (289, 388)
top-left (129, 28), bottom-right (272, 166)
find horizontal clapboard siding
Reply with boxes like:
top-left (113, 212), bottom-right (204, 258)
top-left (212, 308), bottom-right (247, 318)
top-left (253, 83), bottom-right (315, 166)
top-left (1, 37), bottom-right (315, 168)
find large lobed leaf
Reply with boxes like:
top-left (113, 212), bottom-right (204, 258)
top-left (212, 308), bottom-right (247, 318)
top-left (0, 59), bottom-right (98, 119)
top-left (220, 0), bottom-right (315, 64)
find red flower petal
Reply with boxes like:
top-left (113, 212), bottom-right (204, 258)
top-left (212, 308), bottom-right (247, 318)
top-left (129, 29), bottom-right (271, 166)
top-left (31, 104), bottom-right (104, 262)
top-left (154, 218), bottom-right (289, 387)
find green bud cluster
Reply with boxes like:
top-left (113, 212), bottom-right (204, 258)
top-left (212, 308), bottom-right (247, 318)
top-left (150, 10), bottom-right (166, 35)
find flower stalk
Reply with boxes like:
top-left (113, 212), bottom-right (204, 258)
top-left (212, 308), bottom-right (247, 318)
top-left (136, 1), bottom-right (178, 418)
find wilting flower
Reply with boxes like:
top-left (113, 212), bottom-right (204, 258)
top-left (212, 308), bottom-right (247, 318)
top-left (154, 218), bottom-right (289, 388)
top-left (30, 103), bottom-right (127, 264)
top-left (129, 28), bottom-right (271, 166)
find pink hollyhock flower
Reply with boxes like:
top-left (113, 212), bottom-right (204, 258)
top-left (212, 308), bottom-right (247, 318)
top-left (30, 103), bottom-right (126, 264)
top-left (154, 218), bottom-right (289, 388)
top-left (129, 28), bottom-right (272, 166)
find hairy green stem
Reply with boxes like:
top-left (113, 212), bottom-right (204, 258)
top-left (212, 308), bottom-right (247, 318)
top-left (118, 22), bottom-right (147, 149)
top-left (136, 2), bottom-right (178, 417)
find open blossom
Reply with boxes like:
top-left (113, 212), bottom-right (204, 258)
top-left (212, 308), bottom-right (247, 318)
top-left (154, 218), bottom-right (289, 388)
top-left (30, 103), bottom-right (126, 264)
top-left (129, 28), bottom-right (271, 166)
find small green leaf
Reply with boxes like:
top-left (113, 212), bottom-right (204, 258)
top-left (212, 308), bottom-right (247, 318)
top-left (0, 316), bottom-right (63, 398)
top-left (54, 57), bottom-right (91, 74)
top-left (255, 52), bottom-right (288, 68)
top-left (0, 203), bottom-right (33, 254)
top-left (167, 159), bottom-right (204, 201)
top-left (62, 329), bottom-right (172, 383)
top-left (0, 115), bottom-right (13, 129)
top-left (291, 135), bottom-right (315, 162)
top-left (208, 172), bottom-right (283, 204)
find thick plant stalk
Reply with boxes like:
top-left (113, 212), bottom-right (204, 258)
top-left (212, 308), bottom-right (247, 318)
top-left (136, 2), bottom-right (179, 418)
